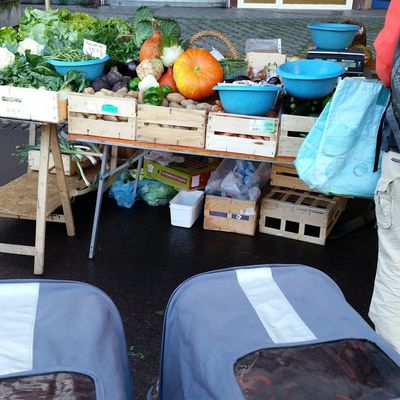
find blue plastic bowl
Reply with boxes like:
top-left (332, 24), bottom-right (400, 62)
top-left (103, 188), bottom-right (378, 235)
top-left (308, 23), bottom-right (359, 50)
top-left (213, 85), bottom-right (282, 116)
top-left (277, 59), bottom-right (345, 99)
top-left (48, 55), bottom-right (110, 80)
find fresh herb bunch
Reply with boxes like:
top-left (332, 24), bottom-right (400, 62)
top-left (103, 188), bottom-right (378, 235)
top-left (0, 53), bottom-right (88, 95)
top-left (51, 48), bottom-right (95, 62)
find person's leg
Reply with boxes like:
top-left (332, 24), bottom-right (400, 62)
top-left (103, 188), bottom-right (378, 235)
top-left (369, 150), bottom-right (400, 353)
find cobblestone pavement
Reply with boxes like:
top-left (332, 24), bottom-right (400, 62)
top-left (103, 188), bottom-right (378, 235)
top-left (27, 4), bottom-right (386, 55)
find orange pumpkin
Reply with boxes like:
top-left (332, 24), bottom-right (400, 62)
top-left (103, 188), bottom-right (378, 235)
top-left (173, 48), bottom-right (223, 101)
top-left (139, 31), bottom-right (162, 63)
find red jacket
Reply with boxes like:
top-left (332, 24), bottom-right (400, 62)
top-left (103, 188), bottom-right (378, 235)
top-left (374, 0), bottom-right (400, 87)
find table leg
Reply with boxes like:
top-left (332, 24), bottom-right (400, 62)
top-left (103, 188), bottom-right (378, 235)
top-left (50, 124), bottom-right (75, 237)
top-left (34, 124), bottom-right (51, 275)
top-left (110, 146), bottom-right (118, 171)
top-left (89, 145), bottom-right (110, 259)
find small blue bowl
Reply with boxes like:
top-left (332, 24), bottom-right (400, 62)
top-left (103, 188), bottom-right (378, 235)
top-left (48, 55), bottom-right (110, 80)
top-left (308, 23), bottom-right (359, 50)
top-left (213, 85), bottom-right (282, 116)
top-left (277, 59), bottom-right (345, 99)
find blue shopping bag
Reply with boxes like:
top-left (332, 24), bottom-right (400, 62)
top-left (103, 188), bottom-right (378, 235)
top-left (295, 78), bottom-right (390, 198)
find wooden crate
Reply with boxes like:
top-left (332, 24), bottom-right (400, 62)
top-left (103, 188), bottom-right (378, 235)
top-left (136, 104), bottom-right (207, 148)
top-left (28, 150), bottom-right (76, 176)
top-left (68, 93), bottom-right (136, 140)
top-left (203, 195), bottom-right (259, 236)
top-left (259, 187), bottom-right (347, 245)
top-left (0, 86), bottom-right (67, 123)
top-left (270, 164), bottom-right (312, 192)
top-left (206, 112), bottom-right (278, 158)
top-left (277, 114), bottom-right (317, 158)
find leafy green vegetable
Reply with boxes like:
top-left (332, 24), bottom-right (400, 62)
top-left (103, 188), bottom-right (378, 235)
top-left (88, 17), bottom-right (137, 63)
top-left (0, 53), bottom-right (88, 93)
top-left (158, 19), bottom-right (181, 41)
top-left (18, 7), bottom-right (94, 53)
top-left (131, 6), bottom-right (154, 26)
top-left (0, 27), bottom-right (18, 51)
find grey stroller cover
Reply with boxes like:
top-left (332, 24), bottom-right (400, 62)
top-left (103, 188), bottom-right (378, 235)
top-left (0, 280), bottom-right (133, 400)
top-left (157, 265), bottom-right (400, 400)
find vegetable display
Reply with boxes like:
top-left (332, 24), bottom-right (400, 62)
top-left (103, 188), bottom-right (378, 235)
top-left (173, 49), bottom-right (224, 101)
top-left (138, 30), bottom-right (162, 63)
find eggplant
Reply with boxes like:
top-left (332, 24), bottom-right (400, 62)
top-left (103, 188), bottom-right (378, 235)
top-left (127, 60), bottom-right (138, 75)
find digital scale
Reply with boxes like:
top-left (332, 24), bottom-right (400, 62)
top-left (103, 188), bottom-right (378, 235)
top-left (307, 48), bottom-right (365, 74)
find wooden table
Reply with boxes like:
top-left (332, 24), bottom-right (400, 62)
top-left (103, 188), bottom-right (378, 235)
top-left (0, 122), bottom-right (82, 274)
top-left (69, 134), bottom-right (294, 259)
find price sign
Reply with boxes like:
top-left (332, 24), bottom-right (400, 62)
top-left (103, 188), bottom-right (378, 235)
top-left (83, 39), bottom-right (107, 59)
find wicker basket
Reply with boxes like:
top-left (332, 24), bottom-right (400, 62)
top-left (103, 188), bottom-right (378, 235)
top-left (344, 20), bottom-right (367, 47)
top-left (189, 30), bottom-right (247, 80)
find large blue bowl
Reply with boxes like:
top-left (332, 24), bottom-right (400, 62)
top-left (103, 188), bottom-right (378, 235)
top-left (277, 59), bottom-right (345, 99)
top-left (213, 85), bottom-right (282, 116)
top-left (308, 23), bottom-right (359, 50)
top-left (48, 55), bottom-right (110, 80)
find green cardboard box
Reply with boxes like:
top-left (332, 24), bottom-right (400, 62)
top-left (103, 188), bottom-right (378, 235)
top-left (143, 155), bottom-right (219, 190)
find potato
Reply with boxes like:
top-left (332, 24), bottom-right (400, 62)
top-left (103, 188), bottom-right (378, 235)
top-left (103, 115), bottom-right (118, 122)
top-left (161, 98), bottom-right (169, 107)
top-left (114, 87), bottom-right (128, 97)
top-left (181, 99), bottom-right (197, 107)
top-left (94, 91), bottom-right (106, 97)
top-left (169, 101), bottom-right (184, 109)
top-left (252, 136), bottom-right (264, 140)
top-left (138, 92), bottom-right (145, 104)
top-left (87, 114), bottom-right (97, 120)
top-left (99, 88), bottom-right (114, 96)
top-left (185, 104), bottom-right (198, 110)
top-left (117, 116), bottom-right (129, 122)
top-left (196, 103), bottom-right (212, 111)
top-left (76, 112), bottom-right (85, 118)
top-left (127, 90), bottom-right (139, 98)
top-left (166, 93), bottom-right (185, 104)
top-left (211, 105), bottom-right (219, 112)
top-left (82, 87), bottom-right (95, 95)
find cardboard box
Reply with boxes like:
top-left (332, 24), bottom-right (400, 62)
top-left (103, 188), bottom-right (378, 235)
top-left (143, 155), bottom-right (219, 190)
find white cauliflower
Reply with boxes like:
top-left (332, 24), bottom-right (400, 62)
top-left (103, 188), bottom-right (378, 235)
top-left (17, 38), bottom-right (44, 56)
top-left (0, 47), bottom-right (15, 70)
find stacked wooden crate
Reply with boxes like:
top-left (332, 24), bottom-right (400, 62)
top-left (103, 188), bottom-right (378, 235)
top-left (277, 114), bottom-right (317, 158)
top-left (206, 112), bottom-right (279, 158)
top-left (259, 164), bottom-right (347, 245)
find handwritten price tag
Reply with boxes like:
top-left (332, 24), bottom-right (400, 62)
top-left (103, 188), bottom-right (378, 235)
top-left (83, 39), bottom-right (107, 59)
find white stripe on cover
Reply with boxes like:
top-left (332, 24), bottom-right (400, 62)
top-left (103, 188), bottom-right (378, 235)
top-left (0, 283), bottom-right (40, 375)
top-left (236, 268), bottom-right (316, 343)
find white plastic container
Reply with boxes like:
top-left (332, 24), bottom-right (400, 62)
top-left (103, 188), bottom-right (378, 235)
top-left (169, 190), bottom-right (204, 228)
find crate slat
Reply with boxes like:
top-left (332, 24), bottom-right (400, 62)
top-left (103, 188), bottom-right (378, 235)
top-left (277, 114), bottom-right (317, 158)
top-left (68, 93), bottom-right (136, 117)
top-left (270, 164), bottom-right (312, 192)
top-left (259, 187), bottom-right (347, 245)
top-left (203, 195), bottom-right (258, 236)
top-left (68, 93), bottom-right (137, 140)
top-left (0, 86), bottom-right (67, 123)
top-left (206, 112), bottom-right (279, 158)
top-left (136, 104), bottom-right (207, 149)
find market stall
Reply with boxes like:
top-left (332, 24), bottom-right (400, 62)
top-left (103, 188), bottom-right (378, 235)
top-left (0, 6), bottom-right (379, 270)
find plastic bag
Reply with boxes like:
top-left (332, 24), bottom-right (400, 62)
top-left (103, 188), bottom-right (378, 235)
top-left (295, 78), bottom-right (390, 198)
top-left (205, 159), bottom-right (271, 201)
top-left (137, 179), bottom-right (177, 207)
top-left (109, 172), bottom-right (136, 208)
